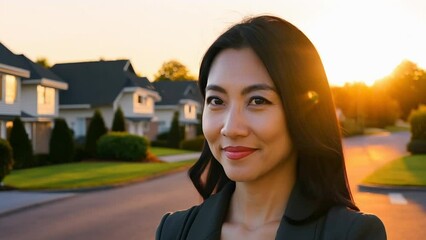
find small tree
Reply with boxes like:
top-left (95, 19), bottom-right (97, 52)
top-left (49, 118), bottom-right (75, 164)
top-left (112, 107), bottom-right (126, 132)
top-left (167, 111), bottom-right (182, 148)
top-left (0, 139), bottom-right (13, 184)
top-left (9, 117), bottom-right (33, 169)
top-left (85, 110), bottom-right (108, 157)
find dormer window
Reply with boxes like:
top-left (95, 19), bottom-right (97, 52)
top-left (138, 95), bottom-right (146, 105)
top-left (37, 85), bottom-right (54, 104)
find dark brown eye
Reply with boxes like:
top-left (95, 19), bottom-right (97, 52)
top-left (248, 97), bottom-right (271, 105)
top-left (206, 96), bottom-right (224, 105)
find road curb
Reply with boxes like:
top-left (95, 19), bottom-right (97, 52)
top-left (358, 184), bottom-right (426, 193)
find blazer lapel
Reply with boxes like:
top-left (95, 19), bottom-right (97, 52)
top-left (275, 182), bottom-right (323, 240)
top-left (186, 183), bottom-right (235, 240)
top-left (184, 182), bottom-right (324, 240)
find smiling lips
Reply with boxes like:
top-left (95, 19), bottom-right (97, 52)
top-left (223, 146), bottom-right (257, 160)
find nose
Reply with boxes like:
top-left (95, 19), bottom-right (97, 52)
top-left (220, 106), bottom-right (249, 138)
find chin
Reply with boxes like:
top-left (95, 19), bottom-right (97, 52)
top-left (224, 169), bottom-right (257, 183)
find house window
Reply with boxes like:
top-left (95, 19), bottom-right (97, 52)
top-left (37, 85), bottom-right (55, 104)
top-left (137, 95), bottom-right (147, 105)
top-left (5, 75), bottom-right (17, 104)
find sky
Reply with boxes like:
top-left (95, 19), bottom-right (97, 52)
top-left (1, 0), bottom-right (425, 86)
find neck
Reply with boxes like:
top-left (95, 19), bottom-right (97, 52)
top-left (227, 157), bottom-right (296, 229)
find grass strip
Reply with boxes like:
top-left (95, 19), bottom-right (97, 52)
top-left (4, 160), bottom-right (195, 190)
top-left (363, 154), bottom-right (426, 186)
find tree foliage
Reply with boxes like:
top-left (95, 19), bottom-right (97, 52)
top-left (85, 110), bottom-right (108, 157)
top-left (154, 60), bottom-right (196, 81)
top-left (112, 107), bottom-right (126, 132)
top-left (375, 60), bottom-right (426, 119)
top-left (8, 117), bottom-right (33, 169)
top-left (36, 57), bottom-right (50, 68)
top-left (49, 118), bottom-right (75, 164)
top-left (332, 82), bottom-right (400, 129)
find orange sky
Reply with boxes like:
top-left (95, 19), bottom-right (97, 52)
top-left (1, 0), bottom-right (425, 86)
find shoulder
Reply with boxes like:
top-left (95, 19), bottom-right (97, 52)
top-left (323, 206), bottom-right (387, 240)
top-left (156, 206), bottom-right (200, 240)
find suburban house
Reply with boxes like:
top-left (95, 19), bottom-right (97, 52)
top-left (51, 60), bottom-right (161, 140)
top-left (0, 42), bottom-right (68, 153)
top-left (0, 43), bottom-right (30, 140)
top-left (153, 81), bottom-right (203, 139)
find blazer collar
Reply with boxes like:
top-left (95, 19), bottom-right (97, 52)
top-left (186, 181), bottom-right (321, 240)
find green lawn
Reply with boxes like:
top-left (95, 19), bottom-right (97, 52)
top-left (363, 154), bottom-right (426, 186)
top-left (4, 160), bottom-right (195, 190)
top-left (149, 147), bottom-right (195, 156)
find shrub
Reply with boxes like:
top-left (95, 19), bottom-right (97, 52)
top-left (9, 117), bottom-right (34, 169)
top-left (407, 105), bottom-right (426, 154)
top-left (180, 135), bottom-right (205, 151)
top-left (339, 118), bottom-right (364, 137)
top-left (85, 110), bottom-right (108, 157)
top-left (151, 140), bottom-right (168, 148)
top-left (157, 132), bottom-right (169, 141)
top-left (408, 105), bottom-right (426, 140)
top-left (33, 154), bottom-right (50, 167)
top-left (112, 107), bottom-right (126, 132)
top-left (0, 139), bottom-right (13, 183)
top-left (49, 118), bottom-right (75, 164)
top-left (97, 132), bottom-right (149, 161)
top-left (407, 140), bottom-right (426, 154)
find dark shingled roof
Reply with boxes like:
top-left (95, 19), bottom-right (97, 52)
top-left (51, 60), bottom-right (156, 107)
top-left (153, 81), bottom-right (203, 106)
top-left (0, 42), bottom-right (28, 70)
top-left (18, 54), bottom-right (65, 82)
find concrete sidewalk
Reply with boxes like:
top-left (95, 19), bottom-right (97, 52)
top-left (0, 191), bottom-right (75, 216)
top-left (159, 152), bottom-right (201, 162)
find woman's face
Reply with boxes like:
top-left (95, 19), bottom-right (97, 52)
top-left (203, 47), bottom-right (296, 183)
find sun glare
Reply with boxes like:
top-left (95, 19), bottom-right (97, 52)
top-left (306, 0), bottom-right (425, 87)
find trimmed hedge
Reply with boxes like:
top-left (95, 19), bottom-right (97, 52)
top-left (112, 107), bottom-right (126, 132)
top-left (0, 139), bottom-right (13, 182)
top-left (97, 132), bottom-right (149, 161)
top-left (9, 117), bottom-right (34, 169)
top-left (49, 118), bottom-right (75, 164)
top-left (180, 135), bottom-right (205, 151)
top-left (407, 105), bottom-right (426, 154)
top-left (86, 110), bottom-right (108, 157)
top-left (407, 140), bottom-right (426, 154)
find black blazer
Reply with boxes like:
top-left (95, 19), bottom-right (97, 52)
top-left (156, 183), bottom-right (386, 240)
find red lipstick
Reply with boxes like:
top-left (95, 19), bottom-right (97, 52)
top-left (223, 146), bottom-right (256, 160)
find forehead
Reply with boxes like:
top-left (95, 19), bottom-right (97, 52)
top-left (207, 48), bottom-right (274, 89)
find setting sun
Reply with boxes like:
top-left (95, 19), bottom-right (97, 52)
top-left (306, 0), bottom-right (426, 86)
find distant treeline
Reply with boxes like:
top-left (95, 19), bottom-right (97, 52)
top-left (332, 60), bottom-right (426, 131)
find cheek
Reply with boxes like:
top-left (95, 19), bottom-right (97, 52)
top-left (202, 111), bottom-right (219, 143)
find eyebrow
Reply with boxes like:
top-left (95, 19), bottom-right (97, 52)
top-left (205, 84), bottom-right (277, 95)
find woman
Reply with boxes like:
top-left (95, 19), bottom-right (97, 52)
top-left (156, 15), bottom-right (386, 239)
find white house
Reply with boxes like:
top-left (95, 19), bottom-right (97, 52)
top-left (153, 81), bottom-right (203, 139)
top-left (0, 43), bottom-right (30, 140)
top-left (0, 43), bottom-right (68, 153)
top-left (51, 60), bottom-right (161, 140)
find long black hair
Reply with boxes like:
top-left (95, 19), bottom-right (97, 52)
top-left (189, 15), bottom-right (358, 213)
